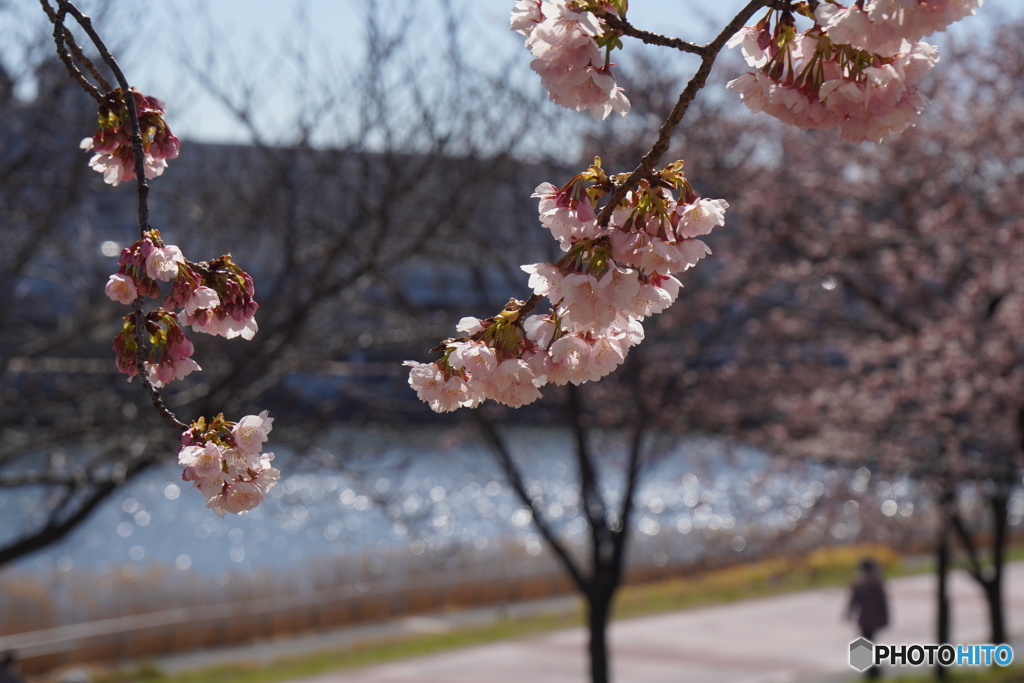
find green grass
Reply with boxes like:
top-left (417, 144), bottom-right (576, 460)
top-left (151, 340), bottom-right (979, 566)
top-left (615, 542), bottom-right (905, 620)
top-left (91, 542), bottom-right (1007, 683)
top-left (96, 610), bottom-right (583, 683)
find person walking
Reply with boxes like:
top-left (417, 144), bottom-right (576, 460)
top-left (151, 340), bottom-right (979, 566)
top-left (847, 558), bottom-right (890, 679)
top-left (0, 652), bottom-right (22, 683)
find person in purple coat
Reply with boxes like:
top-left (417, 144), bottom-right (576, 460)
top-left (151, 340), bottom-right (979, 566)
top-left (847, 558), bottom-right (890, 679)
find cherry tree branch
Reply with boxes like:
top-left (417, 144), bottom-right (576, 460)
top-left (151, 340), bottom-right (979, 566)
top-left (475, 411), bottom-right (589, 590)
top-left (0, 457), bottom-right (157, 566)
top-left (610, 398), bottom-right (647, 577)
top-left (431, 2), bottom-right (768, 356)
top-left (948, 504), bottom-right (988, 584)
top-left (594, 12), bottom-right (703, 55)
top-left (596, 0), bottom-right (771, 225)
top-left (49, 1), bottom-right (186, 432)
top-left (568, 386), bottom-right (609, 572)
top-left (39, 0), bottom-right (108, 101)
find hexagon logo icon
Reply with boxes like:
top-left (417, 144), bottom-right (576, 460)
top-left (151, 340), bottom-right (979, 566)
top-left (849, 637), bottom-right (874, 672)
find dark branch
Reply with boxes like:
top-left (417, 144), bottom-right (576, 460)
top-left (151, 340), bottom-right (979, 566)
top-left (596, 0), bottom-right (771, 225)
top-left (475, 412), bottom-right (588, 590)
top-left (0, 459), bottom-right (153, 566)
top-left (44, 0), bottom-right (104, 101)
top-left (595, 12), bottom-right (703, 55)
top-left (611, 402), bottom-right (647, 575)
top-left (51, 1), bottom-right (185, 433)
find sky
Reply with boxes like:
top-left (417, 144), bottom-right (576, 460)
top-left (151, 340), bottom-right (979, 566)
top-left (3, 1), bottom-right (1020, 145)
top-left (129, 0), bottom-right (717, 145)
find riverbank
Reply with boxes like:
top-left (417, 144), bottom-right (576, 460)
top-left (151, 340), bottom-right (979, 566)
top-left (65, 556), bottom-right (1024, 683)
top-left (7, 544), bottom-right (917, 681)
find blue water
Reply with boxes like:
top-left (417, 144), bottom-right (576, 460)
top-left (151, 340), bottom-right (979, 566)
top-left (0, 427), bottom-right (934, 580)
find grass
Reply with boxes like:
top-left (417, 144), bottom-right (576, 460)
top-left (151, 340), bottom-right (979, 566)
top-left (94, 612), bottom-right (583, 683)
top-left (615, 542), bottom-right (903, 620)
top-left (88, 542), bottom-right (1005, 683)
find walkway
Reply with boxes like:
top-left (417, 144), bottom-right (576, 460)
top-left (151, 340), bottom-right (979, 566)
top-left (285, 563), bottom-right (1024, 683)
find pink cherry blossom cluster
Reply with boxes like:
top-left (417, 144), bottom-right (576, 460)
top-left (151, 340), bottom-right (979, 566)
top-left (112, 308), bottom-right (200, 387)
top-left (816, 0), bottom-right (983, 56)
top-left (725, 3), bottom-right (953, 143)
top-left (178, 411), bottom-right (280, 517)
top-left (406, 159), bottom-right (726, 412)
top-left (511, 0), bottom-right (630, 120)
top-left (59, 57), bottom-right (278, 516)
top-left (105, 229), bottom-right (259, 385)
top-left (80, 88), bottom-right (180, 186)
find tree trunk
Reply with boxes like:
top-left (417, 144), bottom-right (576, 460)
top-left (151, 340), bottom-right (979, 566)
top-left (985, 490), bottom-right (1009, 644)
top-left (949, 489), bottom-right (1011, 647)
top-left (935, 503), bottom-right (951, 682)
top-left (983, 578), bottom-right (1006, 645)
top-left (586, 587), bottom-right (613, 683)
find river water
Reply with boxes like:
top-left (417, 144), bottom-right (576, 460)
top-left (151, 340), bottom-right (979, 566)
top-left (1, 425), bottom-right (956, 585)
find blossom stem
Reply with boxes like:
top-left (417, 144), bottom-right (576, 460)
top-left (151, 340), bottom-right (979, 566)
top-left (52, 1), bottom-right (184, 432)
top-left (54, 1), bottom-right (152, 235)
top-left (43, 0), bottom-right (105, 102)
top-left (130, 301), bottom-right (188, 432)
top-left (594, 11), bottom-right (703, 56)
top-left (596, 0), bottom-right (771, 226)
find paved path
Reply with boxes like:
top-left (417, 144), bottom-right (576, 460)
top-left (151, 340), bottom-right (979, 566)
top-left (285, 563), bottom-right (1024, 683)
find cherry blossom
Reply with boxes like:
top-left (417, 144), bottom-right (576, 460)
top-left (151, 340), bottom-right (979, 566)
top-left (725, 24), bottom-right (773, 69)
top-left (147, 357), bottom-right (200, 388)
top-left (513, 0), bottom-right (630, 119)
top-left (510, 0), bottom-right (542, 35)
top-left (179, 443), bottom-right (224, 480)
top-left (145, 245), bottom-right (184, 282)
top-left (816, 0), bottom-right (984, 56)
top-left (404, 360), bottom-right (474, 413)
top-left (114, 233), bottom-right (162, 299)
top-left (104, 273), bottom-right (137, 304)
top-left (81, 88), bottom-right (180, 186)
top-left (233, 409), bottom-right (274, 454)
top-left (636, 274), bottom-right (682, 317)
top-left (490, 358), bottom-right (544, 407)
top-left (105, 230), bottom-right (261, 388)
top-left (547, 333), bottom-right (592, 385)
top-left (182, 286), bottom-right (220, 316)
top-left (676, 198), bottom-right (729, 238)
top-left (141, 309), bottom-right (202, 388)
top-left (408, 158), bottom-right (726, 411)
top-left (534, 181), bottom-right (603, 248)
top-left (179, 413), bottom-right (280, 517)
top-left (182, 255), bottom-right (260, 340)
top-left (456, 316), bottom-right (486, 335)
top-left (724, 2), bottom-right (975, 142)
top-left (221, 479), bottom-right (270, 515)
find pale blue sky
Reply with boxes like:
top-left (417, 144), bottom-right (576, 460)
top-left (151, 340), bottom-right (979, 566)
top-left (3, 1), bottom-right (1017, 145)
top-left (128, 0), bottom-right (718, 145)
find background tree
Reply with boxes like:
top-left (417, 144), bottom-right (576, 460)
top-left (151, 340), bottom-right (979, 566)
top-left (2, 3), bottom-right (1016, 681)
top-left (690, 19), bottom-right (1024, 646)
top-left (0, 0), bottom-right (557, 566)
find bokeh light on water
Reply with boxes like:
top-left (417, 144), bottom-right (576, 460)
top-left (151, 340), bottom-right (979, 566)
top-left (0, 427), bottom-right (993, 579)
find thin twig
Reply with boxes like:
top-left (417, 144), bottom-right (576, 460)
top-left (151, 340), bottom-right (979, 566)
top-left (130, 304), bottom-right (188, 431)
top-left (44, 0), bottom-right (104, 102)
top-left (594, 12), bottom-right (704, 56)
top-left (55, 0), bottom-right (150, 219)
top-left (434, 2), bottom-right (769, 358)
top-left (475, 411), bottom-right (589, 590)
top-left (596, 0), bottom-right (771, 225)
top-left (41, 0), bottom-right (112, 91)
top-left (51, 0), bottom-right (184, 432)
